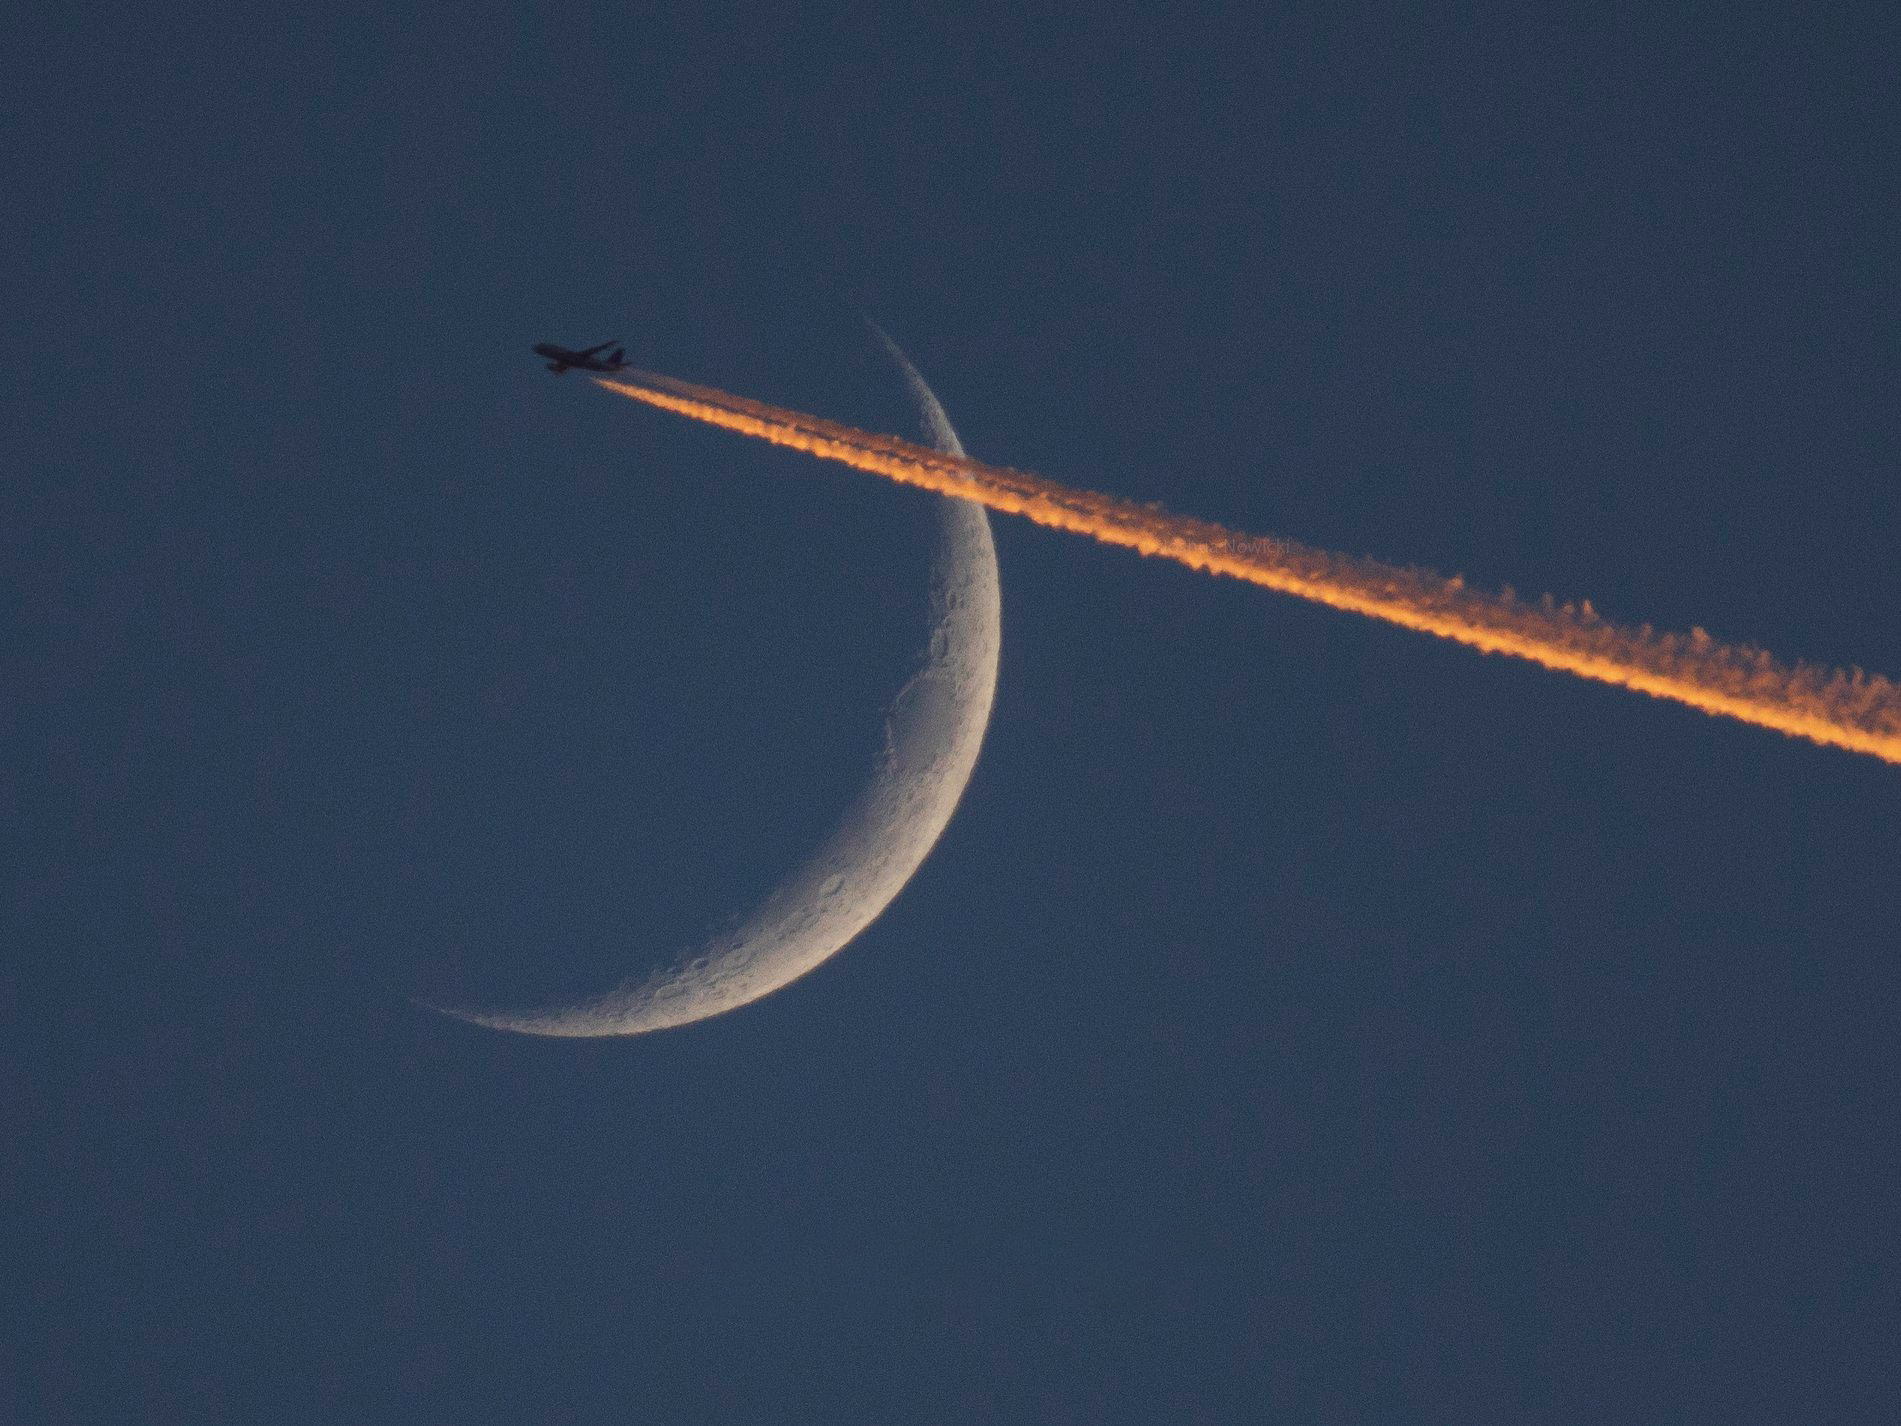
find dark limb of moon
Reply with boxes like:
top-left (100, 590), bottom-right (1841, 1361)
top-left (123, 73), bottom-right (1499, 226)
top-left (430, 336), bottom-right (1000, 1036)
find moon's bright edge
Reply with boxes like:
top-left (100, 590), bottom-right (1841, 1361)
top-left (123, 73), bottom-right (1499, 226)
top-left (431, 338), bottom-right (1000, 1036)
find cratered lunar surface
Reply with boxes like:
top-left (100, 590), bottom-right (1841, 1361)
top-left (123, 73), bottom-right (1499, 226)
top-left (433, 337), bottom-right (1000, 1036)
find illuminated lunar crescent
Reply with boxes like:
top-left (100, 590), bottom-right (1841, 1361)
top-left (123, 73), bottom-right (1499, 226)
top-left (433, 333), bottom-right (1000, 1036)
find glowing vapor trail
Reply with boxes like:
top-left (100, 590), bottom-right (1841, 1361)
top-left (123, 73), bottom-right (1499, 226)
top-left (596, 368), bottom-right (1901, 766)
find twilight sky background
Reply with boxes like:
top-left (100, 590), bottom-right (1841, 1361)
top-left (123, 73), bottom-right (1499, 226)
top-left (7, 4), bottom-right (1899, 1421)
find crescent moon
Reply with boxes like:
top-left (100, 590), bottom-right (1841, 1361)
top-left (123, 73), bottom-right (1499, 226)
top-left (432, 334), bottom-right (1000, 1036)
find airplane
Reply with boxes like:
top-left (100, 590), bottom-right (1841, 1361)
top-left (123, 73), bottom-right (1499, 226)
top-left (532, 340), bottom-right (627, 374)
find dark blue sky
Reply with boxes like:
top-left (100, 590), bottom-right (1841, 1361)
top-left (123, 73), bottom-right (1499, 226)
top-left (8, 4), bottom-right (1899, 1421)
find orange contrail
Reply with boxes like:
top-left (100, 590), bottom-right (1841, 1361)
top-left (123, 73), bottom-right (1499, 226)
top-left (596, 368), bottom-right (1901, 766)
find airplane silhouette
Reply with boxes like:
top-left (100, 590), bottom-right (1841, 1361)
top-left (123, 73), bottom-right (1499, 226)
top-left (532, 340), bottom-right (627, 374)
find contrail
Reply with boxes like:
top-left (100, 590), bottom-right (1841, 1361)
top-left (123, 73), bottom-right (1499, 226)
top-left (596, 367), bottom-right (1901, 766)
